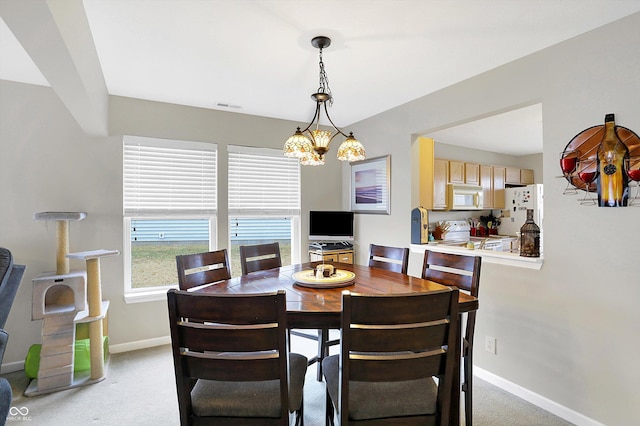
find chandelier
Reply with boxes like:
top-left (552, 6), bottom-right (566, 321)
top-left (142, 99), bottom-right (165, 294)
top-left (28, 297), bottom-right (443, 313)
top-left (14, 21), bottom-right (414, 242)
top-left (283, 36), bottom-right (366, 166)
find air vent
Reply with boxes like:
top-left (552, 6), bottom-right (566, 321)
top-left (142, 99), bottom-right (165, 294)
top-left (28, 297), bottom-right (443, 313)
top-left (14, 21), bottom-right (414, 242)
top-left (216, 102), bottom-right (241, 109)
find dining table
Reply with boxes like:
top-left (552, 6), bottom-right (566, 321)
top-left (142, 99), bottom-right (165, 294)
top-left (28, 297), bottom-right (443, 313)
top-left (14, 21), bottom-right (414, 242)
top-left (195, 261), bottom-right (479, 425)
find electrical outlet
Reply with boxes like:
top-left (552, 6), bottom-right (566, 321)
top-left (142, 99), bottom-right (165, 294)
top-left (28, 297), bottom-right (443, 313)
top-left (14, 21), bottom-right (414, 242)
top-left (485, 336), bottom-right (496, 354)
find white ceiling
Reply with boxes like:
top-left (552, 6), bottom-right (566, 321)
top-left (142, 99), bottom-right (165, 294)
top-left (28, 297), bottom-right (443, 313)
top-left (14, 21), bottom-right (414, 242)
top-left (1, 1), bottom-right (639, 155)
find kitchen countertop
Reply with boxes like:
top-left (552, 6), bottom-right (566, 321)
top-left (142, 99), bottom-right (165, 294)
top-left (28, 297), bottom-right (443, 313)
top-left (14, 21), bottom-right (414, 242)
top-left (411, 243), bottom-right (543, 270)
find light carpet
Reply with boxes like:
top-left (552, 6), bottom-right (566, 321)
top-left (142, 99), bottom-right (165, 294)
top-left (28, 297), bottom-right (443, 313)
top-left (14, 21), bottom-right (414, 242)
top-left (2, 337), bottom-right (573, 425)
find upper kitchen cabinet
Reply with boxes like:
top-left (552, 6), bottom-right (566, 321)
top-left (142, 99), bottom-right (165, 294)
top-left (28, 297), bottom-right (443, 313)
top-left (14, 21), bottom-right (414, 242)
top-left (506, 167), bottom-right (534, 186)
top-left (449, 160), bottom-right (465, 183)
top-left (465, 163), bottom-right (480, 185)
top-left (520, 168), bottom-right (534, 184)
top-left (433, 158), bottom-right (448, 209)
top-left (479, 164), bottom-right (493, 208)
top-left (493, 166), bottom-right (506, 208)
top-left (449, 160), bottom-right (479, 184)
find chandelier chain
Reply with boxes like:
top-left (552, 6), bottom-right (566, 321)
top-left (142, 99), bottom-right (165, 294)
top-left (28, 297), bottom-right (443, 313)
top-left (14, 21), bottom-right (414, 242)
top-left (318, 47), bottom-right (333, 106)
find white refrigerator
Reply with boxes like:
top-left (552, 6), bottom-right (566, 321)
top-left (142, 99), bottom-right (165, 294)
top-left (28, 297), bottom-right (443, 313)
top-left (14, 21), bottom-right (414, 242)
top-left (498, 184), bottom-right (543, 246)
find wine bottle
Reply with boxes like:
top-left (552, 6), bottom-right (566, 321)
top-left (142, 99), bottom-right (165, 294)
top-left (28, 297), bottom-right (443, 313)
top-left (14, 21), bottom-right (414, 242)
top-left (596, 114), bottom-right (629, 207)
top-left (519, 209), bottom-right (540, 257)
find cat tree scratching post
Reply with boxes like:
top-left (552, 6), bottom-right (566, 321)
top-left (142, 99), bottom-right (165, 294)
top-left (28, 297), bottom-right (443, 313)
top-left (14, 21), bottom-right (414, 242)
top-left (67, 249), bottom-right (117, 380)
top-left (27, 212), bottom-right (117, 396)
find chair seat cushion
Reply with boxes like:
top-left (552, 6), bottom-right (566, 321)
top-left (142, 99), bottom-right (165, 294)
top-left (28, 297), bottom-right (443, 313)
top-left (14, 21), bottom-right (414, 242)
top-left (322, 354), bottom-right (438, 421)
top-left (191, 352), bottom-right (307, 418)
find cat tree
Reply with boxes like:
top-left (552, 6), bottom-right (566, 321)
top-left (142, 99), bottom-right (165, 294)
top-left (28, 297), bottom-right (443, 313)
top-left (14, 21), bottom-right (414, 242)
top-left (25, 212), bottom-right (117, 396)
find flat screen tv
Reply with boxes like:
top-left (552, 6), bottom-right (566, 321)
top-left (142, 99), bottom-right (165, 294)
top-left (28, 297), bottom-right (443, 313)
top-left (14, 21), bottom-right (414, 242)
top-left (309, 211), bottom-right (354, 241)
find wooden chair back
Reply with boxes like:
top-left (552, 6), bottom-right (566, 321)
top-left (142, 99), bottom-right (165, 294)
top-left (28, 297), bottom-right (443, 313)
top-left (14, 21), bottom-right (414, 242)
top-left (421, 250), bottom-right (481, 350)
top-left (239, 242), bottom-right (282, 275)
top-left (175, 249), bottom-right (231, 291)
top-left (337, 288), bottom-right (459, 425)
top-left (421, 250), bottom-right (481, 426)
top-left (367, 244), bottom-right (410, 274)
top-left (421, 250), bottom-right (481, 296)
top-left (167, 289), bottom-right (290, 425)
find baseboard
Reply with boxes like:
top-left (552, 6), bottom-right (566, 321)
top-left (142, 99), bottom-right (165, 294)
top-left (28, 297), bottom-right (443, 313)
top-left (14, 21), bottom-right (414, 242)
top-left (108, 336), bottom-right (171, 354)
top-left (1, 359), bottom-right (26, 374)
top-left (474, 366), bottom-right (605, 426)
top-left (1, 336), bottom-right (171, 374)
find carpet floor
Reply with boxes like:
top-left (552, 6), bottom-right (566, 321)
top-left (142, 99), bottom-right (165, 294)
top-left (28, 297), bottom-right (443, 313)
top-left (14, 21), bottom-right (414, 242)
top-left (2, 337), bottom-right (573, 425)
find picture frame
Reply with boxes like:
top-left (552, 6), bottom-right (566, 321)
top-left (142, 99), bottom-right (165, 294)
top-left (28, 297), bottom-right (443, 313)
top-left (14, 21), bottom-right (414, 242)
top-left (350, 155), bottom-right (391, 214)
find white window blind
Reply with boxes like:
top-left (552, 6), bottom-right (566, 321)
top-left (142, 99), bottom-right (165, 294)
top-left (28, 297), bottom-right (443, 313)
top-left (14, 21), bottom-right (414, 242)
top-left (124, 136), bottom-right (217, 216)
top-left (228, 145), bottom-right (300, 216)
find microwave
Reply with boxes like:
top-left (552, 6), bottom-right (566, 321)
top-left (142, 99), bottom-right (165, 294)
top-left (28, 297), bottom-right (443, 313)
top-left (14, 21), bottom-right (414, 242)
top-left (447, 184), bottom-right (484, 210)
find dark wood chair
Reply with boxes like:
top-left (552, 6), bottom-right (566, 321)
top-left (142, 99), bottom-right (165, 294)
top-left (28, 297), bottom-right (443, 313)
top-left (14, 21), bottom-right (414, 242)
top-left (239, 242), bottom-right (282, 275)
top-left (421, 250), bottom-right (482, 426)
top-left (167, 289), bottom-right (308, 426)
top-left (238, 242), bottom-right (337, 382)
top-left (367, 244), bottom-right (410, 274)
top-left (322, 288), bottom-right (460, 425)
top-left (175, 249), bottom-right (232, 291)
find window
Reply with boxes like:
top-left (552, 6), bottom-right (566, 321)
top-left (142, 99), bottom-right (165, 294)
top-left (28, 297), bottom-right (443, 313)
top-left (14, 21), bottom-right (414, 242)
top-left (228, 146), bottom-right (300, 276)
top-left (123, 136), bottom-right (217, 299)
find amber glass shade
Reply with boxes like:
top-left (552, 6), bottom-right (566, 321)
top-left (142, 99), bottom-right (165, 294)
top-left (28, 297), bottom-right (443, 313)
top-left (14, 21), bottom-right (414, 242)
top-left (283, 128), bottom-right (313, 158)
top-left (299, 151), bottom-right (325, 166)
top-left (337, 133), bottom-right (366, 162)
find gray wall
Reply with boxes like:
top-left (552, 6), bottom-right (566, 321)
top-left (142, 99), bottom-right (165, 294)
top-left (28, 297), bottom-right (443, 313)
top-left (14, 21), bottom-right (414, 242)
top-left (346, 13), bottom-right (639, 425)
top-left (0, 85), bottom-right (343, 364)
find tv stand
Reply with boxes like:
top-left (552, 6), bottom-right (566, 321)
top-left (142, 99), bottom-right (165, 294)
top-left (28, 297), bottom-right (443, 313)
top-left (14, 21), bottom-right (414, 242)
top-left (308, 243), bottom-right (354, 264)
top-left (309, 241), bottom-right (353, 251)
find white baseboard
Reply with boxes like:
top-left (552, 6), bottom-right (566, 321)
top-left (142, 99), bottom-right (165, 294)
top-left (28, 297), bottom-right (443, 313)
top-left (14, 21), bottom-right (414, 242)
top-left (474, 366), bottom-right (605, 426)
top-left (1, 359), bottom-right (26, 374)
top-left (108, 336), bottom-right (171, 354)
top-left (1, 336), bottom-right (171, 374)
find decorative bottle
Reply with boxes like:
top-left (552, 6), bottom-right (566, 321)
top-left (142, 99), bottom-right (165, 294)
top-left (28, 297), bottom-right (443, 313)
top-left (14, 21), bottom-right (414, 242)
top-left (519, 209), bottom-right (540, 258)
top-left (597, 113), bottom-right (629, 207)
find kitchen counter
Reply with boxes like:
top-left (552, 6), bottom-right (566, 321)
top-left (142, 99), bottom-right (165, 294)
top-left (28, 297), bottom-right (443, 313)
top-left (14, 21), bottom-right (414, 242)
top-left (411, 243), bottom-right (543, 270)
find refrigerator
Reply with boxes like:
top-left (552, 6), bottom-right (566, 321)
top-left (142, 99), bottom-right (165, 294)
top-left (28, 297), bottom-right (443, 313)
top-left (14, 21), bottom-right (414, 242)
top-left (498, 184), bottom-right (543, 243)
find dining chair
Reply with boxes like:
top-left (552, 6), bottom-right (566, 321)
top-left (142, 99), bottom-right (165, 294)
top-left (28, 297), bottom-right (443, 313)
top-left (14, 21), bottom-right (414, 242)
top-left (421, 250), bottom-right (482, 426)
top-left (175, 249), bottom-right (232, 291)
top-left (167, 288), bottom-right (308, 426)
top-left (367, 243), bottom-right (410, 274)
top-left (239, 242), bottom-right (337, 382)
top-left (322, 288), bottom-right (460, 425)
top-left (239, 242), bottom-right (282, 275)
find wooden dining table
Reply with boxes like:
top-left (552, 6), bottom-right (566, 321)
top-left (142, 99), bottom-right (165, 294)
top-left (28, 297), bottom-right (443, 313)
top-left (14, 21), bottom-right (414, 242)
top-left (196, 262), bottom-right (478, 425)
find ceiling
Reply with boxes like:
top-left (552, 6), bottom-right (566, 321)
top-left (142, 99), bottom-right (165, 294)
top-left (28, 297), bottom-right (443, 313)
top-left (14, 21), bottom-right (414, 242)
top-left (1, 1), bottom-right (639, 155)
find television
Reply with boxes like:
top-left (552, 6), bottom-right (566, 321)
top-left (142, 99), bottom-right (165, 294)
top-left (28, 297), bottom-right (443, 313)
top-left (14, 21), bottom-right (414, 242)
top-left (309, 211), bottom-right (354, 241)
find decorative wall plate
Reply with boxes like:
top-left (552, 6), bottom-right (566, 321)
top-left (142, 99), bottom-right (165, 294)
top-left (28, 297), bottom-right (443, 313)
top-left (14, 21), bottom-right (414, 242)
top-left (562, 125), bottom-right (640, 191)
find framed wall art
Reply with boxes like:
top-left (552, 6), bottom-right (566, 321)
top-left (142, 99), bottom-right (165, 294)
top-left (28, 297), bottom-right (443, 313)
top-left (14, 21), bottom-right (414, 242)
top-left (350, 155), bottom-right (390, 214)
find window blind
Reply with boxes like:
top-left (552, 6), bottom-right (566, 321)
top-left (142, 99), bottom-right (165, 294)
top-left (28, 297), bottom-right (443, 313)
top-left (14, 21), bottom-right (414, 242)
top-left (124, 136), bottom-right (217, 216)
top-left (228, 145), bottom-right (300, 216)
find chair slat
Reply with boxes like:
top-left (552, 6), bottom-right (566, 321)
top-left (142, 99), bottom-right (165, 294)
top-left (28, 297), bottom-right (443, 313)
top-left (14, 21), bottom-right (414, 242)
top-left (368, 244), bottom-right (410, 274)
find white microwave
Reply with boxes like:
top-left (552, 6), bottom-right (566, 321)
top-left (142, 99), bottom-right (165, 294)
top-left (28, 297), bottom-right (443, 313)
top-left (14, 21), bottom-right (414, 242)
top-left (447, 184), bottom-right (484, 210)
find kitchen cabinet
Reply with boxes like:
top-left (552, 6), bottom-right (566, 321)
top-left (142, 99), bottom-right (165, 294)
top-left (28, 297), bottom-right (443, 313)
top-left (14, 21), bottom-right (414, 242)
top-left (309, 248), bottom-right (354, 264)
top-left (506, 167), bottom-right (535, 185)
top-left (433, 158), bottom-right (448, 209)
top-left (493, 166), bottom-right (506, 208)
top-left (449, 161), bottom-right (465, 183)
top-left (479, 164), bottom-right (493, 208)
top-left (465, 163), bottom-right (480, 185)
top-left (520, 168), bottom-right (534, 184)
top-left (412, 137), bottom-right (531, 211)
